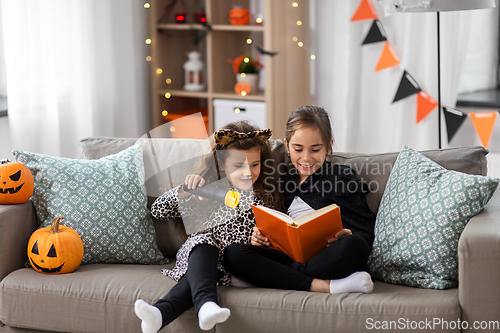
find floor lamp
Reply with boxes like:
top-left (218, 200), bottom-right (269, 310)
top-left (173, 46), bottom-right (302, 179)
top-left (385, 0), bottom-right (496, 148)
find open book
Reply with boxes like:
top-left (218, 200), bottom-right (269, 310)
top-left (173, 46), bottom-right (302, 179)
top-left (252, 203), bottom-right (343, 263)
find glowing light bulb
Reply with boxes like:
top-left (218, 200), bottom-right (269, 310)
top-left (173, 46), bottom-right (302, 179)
top-left (240, 91), bottom-right (247, 96)
top-left (240, 73), bottom-right (246, 78)
top-left (166, 78), bottom-right (172, 84)
top-left (146, 56), bottom-right (152, 62)
top-left (162, 110), bottom-right (168, 116)
top-left (235, 108), bottom-right (241, 114)
top-left (296, 20), bottom-right (302, 26)
top-left (165, 92), bottom-right (171, 98)
top-left (298, 42), bottom-right (303, 47)
top-left (243, 57), bottom-right (250, 63)
top-left (310, 55), bottom-right (316, 60)
top-left (144, 3), bottom-right (150, 8)
top-left (256, 17), bottom-right (263, 24)
top-left (145, 38), bottom-right (152, 44)
top-left (292, 2), bottom-right (299, 7)
top-left (292, 36), bottom-right (298, 42)
top-left (156, 68), bottom-right (163, 74)
top-left (170, 126), bottom-right (176, 132)
top-left (246, 38), bottom-right (253, 44)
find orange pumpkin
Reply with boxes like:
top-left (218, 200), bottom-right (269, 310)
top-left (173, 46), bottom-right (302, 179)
top-left (229, 8), bottom-right (250, 25)
top-left (234, 82), bottom-right (252, 96)
top-left (27, 216), bottom-right (84, 274)
top-left (0, 159), bottom-right (34, 204)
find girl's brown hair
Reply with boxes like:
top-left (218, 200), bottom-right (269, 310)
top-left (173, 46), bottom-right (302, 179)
top-left (191, 120), bottom-right (280, 210)
top-left (285, 105), bottom-right (334, 154)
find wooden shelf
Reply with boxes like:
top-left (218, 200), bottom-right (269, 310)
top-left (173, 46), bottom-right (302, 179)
top-left (211, 24), bottom-right (265, 32)
top-left (157, 23), bottom-right (206, 31)
top-left (160, 89), bottom-right (209, 98)
top-left (149, 0), bottom-right (311, 139)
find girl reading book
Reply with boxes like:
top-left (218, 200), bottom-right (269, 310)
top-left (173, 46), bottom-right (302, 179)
top-left (134, 121), bottom-right (279, 332)
top-left (223, 106), bottom-right (376, 294)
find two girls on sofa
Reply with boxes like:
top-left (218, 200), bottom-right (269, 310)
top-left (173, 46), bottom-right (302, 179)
top-left (134, 106), bottom-right (376, 332)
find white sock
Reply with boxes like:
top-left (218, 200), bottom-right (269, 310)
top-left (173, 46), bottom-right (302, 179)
top-left (134, 299), bottom-right (162, 333)
top-left (198, 301), bottom-right (231, 331)
top-left (329, 271), bottom-right (374, 294)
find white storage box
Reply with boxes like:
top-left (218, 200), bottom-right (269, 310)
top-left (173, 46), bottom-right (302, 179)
top-left (213, 99), bottom-right (266, 130)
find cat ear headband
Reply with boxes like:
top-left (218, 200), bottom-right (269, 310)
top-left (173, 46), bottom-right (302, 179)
top-left (214, 128), bottom-right (272, 149)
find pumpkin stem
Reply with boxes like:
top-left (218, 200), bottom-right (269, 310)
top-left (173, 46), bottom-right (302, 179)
top-left (50, 216), bottom-right (64, 234)
top-left (0, 159), bottom-right (10, 165)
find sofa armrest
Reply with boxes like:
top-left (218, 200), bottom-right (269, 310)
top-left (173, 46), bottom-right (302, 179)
top-left (458, 189), bottom-right (500, 329)
top-left (0, 201), bottom-right (37, 282)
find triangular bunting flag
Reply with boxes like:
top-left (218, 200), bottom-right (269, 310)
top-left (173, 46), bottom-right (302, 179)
top-left (443, 107), bottom-right (467, 143)
top-left (351, 0), bottom-right (378, 21)
top-left (375, 42), bottom-right (400, 71)
top-left (416, 91), bottom-right (438, 123)
top-left (393, 71), bottom-right (421, 102)
top-left (362, 20), bottom-right (387, 45)
top-left (469, 112), bottom-right (498, 148)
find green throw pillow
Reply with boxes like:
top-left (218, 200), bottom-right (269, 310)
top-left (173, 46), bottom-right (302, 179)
top-left (14, 144), bottom-right (168, 265)
top-left (368, 145), bottom-right (499, 289)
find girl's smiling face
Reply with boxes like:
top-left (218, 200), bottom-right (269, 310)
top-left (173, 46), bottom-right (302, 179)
top-left (286, 126), bottom-right (331, 184)
top-left (221, 147), bottom-right (261, 191)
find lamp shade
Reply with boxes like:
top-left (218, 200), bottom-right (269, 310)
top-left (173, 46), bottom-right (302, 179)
top-left (384, 0), bottom-right (496, 12)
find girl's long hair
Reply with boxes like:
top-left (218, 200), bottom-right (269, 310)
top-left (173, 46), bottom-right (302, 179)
top-left (190, 120), bottom-right (281, 210)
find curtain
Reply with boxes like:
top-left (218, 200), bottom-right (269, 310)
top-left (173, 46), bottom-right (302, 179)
top-left (1, 0), bottom-right (150, 158)
top-left (311, 0), bottom-right (473, 153)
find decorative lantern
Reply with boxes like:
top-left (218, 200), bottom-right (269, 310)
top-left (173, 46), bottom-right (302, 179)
top-left (183, 51), bottom-right (205, 91)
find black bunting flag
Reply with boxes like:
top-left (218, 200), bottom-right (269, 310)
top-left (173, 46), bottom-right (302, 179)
top-left (443, 107), bottom-right (467, 143)
top-left (393, 71), bottom-right (421, 103)
top-left (362, 20), bottom-right (387, 45)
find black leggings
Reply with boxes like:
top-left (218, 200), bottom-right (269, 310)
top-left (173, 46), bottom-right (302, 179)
top-left (154, 244), bottom-right (219, 329)
top-left (223, 234), bottom-right (370, 291)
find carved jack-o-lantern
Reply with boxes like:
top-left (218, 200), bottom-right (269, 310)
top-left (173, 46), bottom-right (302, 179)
top-left (27, 216), bottom-right (84, 274)
top-left (0, 159), bottom-right (34, 205)
top-left (229, 8), bottom-right (250, 25)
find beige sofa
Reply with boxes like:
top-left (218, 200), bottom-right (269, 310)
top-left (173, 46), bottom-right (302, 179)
top-left (0, 137), bottom-right (499, 333)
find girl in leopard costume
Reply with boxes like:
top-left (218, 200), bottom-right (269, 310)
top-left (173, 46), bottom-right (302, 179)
top-left (134, 121), bottom-right (280, 333)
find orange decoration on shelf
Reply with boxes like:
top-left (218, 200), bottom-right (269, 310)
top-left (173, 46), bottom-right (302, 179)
top-left (234, 82), bottom-right (252, 96)
top-left (229, 8), bottom-right (250, 25)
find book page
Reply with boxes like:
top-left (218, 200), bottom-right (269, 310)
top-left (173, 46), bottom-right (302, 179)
top-left (294, 203), bottom-right (338, 226)
top-left (253, 205), bottom-right (293, 223)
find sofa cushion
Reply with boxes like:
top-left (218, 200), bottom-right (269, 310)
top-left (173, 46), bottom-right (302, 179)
top-left (0, 263), bottom-right (460, 333)
top-left (0, 264), bottom-right (209, 333)
top-left (331, 146), bottom-right (489, 214)
top-left (13, 145), bottom-right (167, 265)
top-left (368, 145), bottom-right (499, 289)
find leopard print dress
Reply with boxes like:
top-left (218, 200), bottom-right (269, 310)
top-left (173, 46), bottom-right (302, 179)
top-left (150, 185), bottom-right (260, 286)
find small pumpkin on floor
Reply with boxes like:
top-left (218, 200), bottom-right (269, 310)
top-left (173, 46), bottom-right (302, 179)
top-left (0, 159), bottom-right (34, 204)
top-left (27, 216), bottom-right (84, 274)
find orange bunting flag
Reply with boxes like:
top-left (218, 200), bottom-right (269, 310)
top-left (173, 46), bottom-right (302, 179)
top-left (351, 0), bottom-right (378, 21)
top-left (469, 112), bottom-right (498, 148)
top-left (375, 42), bottom-right (400, 71)
top-left (416, 91), bottom-right (438, 123)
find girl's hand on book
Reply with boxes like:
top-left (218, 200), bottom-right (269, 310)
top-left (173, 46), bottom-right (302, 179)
top-left (326, 228), bottom-right (352, 246)
top-left (179, 174), bottom-right (206, 200)
top-left (251, 226), bottom-right (270, 247)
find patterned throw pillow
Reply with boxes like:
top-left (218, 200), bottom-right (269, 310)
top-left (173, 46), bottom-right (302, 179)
top-left (368, 145), bottom-right (499, 289)
top-left (14, 144), bottom-right (168, 265)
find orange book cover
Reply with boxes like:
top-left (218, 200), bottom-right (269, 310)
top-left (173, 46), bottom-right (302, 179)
top-left (252, 203), bottom-right (343, 263)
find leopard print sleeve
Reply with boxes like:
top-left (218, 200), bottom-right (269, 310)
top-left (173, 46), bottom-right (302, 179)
top-left (151, 185), bottom-right (196, 220)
